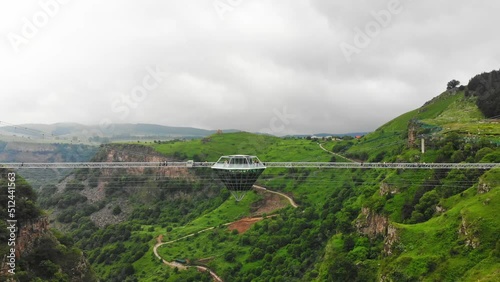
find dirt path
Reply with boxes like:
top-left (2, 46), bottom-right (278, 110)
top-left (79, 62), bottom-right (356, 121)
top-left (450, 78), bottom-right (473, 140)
top-left (318, 142), bottom-right (358, 163)
top-left (253, 185), bottom-right (298, 208)
top-left (153, 186), bottom-right (298, 282)
top-left (320, 143), bottom-right (365, 163)
top-left (153, 228), bottom-right (224, 281)
top-left (153, 238), bottom-right (188, 270)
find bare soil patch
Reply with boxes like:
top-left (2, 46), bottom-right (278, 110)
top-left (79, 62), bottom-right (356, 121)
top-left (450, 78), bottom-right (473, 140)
top-left (251, 189), bottom-right (289, 215)
top-left (228, 217), bottom-right (263, 234)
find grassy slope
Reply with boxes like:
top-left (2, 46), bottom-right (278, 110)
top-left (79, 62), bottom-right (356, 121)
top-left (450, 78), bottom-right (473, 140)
top-left (152, 131), bottom-right (329, 162)
top-left (164, 190), bottom-right (260, 240)
top-left (129, 191), bottom-right (259, 282)
top-left (347, 91), bottom-right (459, 158)
top-left (348, 91), bottom-right (499, 160)
top-left (115, 90), bottom-right (499, 281)
top-left (154, 192), bottom-right (260, 277)
top-left (389, 169), bottom-right (500, 281)
top-left (315, 90), bottom-right (500, 281)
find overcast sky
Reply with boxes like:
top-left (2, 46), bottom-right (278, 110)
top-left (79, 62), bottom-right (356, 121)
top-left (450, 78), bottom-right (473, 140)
top-left (1, 0), bottom-right (499, 135)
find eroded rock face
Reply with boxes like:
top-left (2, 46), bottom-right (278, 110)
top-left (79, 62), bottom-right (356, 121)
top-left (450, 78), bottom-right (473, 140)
top-left (15, 217), bottom-right (50, 258)
top-left (458, 216), bottom-right (480, 249)
top-left (477, 181), bottom-right (491, 194)
top-left (51, 144), bottom-right (195, 227)
top-left (1, 217), bottom-right (50, 277)
top-left (356, 207), bottom-right (389, 237)
top-left (1, 218), bottom-right (50, 277)
top-left (356, 208), bottom-right (399, 256)
top-left (384, 225), bottom-right (398, 256)
top-left (380, 182), bottom-right (399, 196)
top-left (1, 217), bottom-right (95, 281)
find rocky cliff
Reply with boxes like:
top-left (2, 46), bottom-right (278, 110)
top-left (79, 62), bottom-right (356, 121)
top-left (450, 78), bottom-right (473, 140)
top-left (15, 217), bottom-right (50, 258)
top-left (355, 207), bottom-right (400, 256)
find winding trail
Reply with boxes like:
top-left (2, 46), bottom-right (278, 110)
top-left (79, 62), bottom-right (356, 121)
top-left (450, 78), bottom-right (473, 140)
top-left (253, 185), bottom-right (298, 208)
top-left (152, 186), bottom-right (298, 282)
top-left (153, 227), bottom-right (224, 281)
top-left (318, 142), bottom-right (358, 163)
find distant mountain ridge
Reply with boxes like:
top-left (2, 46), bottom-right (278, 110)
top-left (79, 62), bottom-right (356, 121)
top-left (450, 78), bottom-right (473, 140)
top-left (0, 122), bottom-right (368, 143)
top-left (0, 123), bottom-right (240, 142)
top-left (288, 132), bottom-right (369, 138)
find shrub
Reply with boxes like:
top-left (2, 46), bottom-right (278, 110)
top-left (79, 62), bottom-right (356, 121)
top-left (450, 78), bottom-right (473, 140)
top-left (112, 205), bottom-right (122, 215)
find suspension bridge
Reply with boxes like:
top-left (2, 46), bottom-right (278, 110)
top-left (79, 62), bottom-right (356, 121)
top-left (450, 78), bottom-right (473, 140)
top-left (1, 161), bottom-right (498, 170)
top-left (3, 155), bottom-right (498, 201)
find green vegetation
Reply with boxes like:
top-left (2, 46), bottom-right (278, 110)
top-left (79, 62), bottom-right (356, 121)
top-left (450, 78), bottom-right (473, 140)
top-left (0, 169), bottom-right (96, 281)
top-left (146, 84), bottom-right (499, 281)
top-left (165, 191), bottom-right (259, 240)
top-left (466, 69), bottom-right (500, 118)
top-left (54, 129), bottom-right (498, 280)
top-left (147, 126), bottom-right (498, 281)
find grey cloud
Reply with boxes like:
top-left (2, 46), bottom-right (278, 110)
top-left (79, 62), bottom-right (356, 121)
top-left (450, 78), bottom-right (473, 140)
top-left (1, 0), bottom-right (500, 135)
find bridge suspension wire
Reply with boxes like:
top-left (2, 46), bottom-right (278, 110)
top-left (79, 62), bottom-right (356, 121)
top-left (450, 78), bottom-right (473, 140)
top-left (1, 161), bottom-right (498, 170)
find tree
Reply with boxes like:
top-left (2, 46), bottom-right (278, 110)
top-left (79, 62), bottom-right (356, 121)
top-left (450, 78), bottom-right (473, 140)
top-left (224, 249), bottom-right (236, 262)
top-left (447, 79), bottom-right (460, 90)
top-left (411, 190), bottom-right (439, 222)
top-left (112, 205), bottom-right (122, 215)
top-left (38, 260), bottom-right (60, 278)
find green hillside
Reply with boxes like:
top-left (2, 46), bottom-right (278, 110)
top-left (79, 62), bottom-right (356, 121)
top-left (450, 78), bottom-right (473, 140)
top-left (145, 88), bottom-right (499, 281)
top-left (37, 129), bottom-right (499, 281)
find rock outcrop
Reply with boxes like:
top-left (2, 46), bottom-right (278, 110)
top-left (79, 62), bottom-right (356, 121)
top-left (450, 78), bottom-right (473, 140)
top-left (1, 217), bottom-right (50, 277)
top-left (356, 208), bottom-right (399, 255)
top-left (458, 216), bottom-right (480, 249)
top-left (379, 182), bottom-right (399, 196)
top-left (384, 225), bottom-right (398, 256)
top-left (15, 217), bottom-right (50, 257)
top-left (477, 181), bottom-right (491, 194)
top-left (356, 207), bottom-right (389, 237)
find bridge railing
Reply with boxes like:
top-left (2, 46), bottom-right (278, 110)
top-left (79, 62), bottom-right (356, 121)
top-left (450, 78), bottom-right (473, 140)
top-left (1, 162), bottom-right (498, 170)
